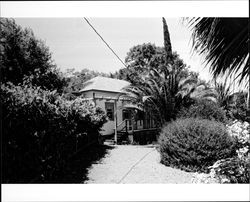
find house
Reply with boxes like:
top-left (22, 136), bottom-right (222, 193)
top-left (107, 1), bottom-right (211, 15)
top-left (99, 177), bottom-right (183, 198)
top-left (79, 76), bottom-right (158, 143)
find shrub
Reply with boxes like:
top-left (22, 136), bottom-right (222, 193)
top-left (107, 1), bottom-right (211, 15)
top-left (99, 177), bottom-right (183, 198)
top-left (192, 119), bottom-right (250, 183)
top-left (1, 83), bottom-right (107, 182)
top-left (207, 120), bottom-right (250, 183)
top-left (177, 100), bottom-right (228, 123)
top-left (227, 120), bottom-right (250, 147)
top-left (208, 154), bottom-right (250, 183)
top-left (230, 91), bottom-right (249, 122)
top-left (159, 118), bottom-right (236, 172)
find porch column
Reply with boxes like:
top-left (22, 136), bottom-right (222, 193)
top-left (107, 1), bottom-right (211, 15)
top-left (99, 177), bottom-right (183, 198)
top-left (131, 111), bottom-right (134, 134)
top-left (114, 99), bottom-right (118, 143)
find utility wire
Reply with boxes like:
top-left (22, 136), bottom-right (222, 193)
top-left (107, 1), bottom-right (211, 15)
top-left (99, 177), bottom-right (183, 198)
top-left (84, 18), bottom-right (127, 68)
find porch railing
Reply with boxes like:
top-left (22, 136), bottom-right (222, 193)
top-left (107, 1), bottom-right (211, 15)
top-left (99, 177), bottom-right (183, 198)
top-left (116, 119), bottom-right (129, 132)
top-left (116, 118), bottom-right (157, 134)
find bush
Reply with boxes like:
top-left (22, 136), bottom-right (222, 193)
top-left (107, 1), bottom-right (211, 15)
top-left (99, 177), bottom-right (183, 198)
top-left (227, 120), bottom-right (250, 147)
top-left (230, 92), bottom-right (249, 122)
top-left (208, 154), bottom-right (250, 183)
top-left (192, 154), bottom-right (250, 183)
top-left (159, 118), bottom-right (236, 172)
top-left (208, 120), bottom-right (250, 183)
top-left (1, 83), bottom-right (107, 182)
top-left (192, 119), bottom-right (250, 183)
top-left (177, 100), bottom-right (228, 123)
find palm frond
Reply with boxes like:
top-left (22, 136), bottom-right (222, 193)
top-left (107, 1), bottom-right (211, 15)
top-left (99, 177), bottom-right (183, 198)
top-left (188, 18), bottom-right (249, 83)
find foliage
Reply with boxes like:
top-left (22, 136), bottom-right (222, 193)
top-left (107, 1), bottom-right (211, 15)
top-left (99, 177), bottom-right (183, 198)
top-left (0, 18), bottom-right (66, 92)
top-left (208, 154), bottom-right (250, 183)
top-left (122, 65), bottom-right (196, 126)
top-left (208, 119), bottom-right (250, 183)
top-left (192, 154), bottom-right (250, 184)
top-left (1, 83), bottom-right (107, 182)
top-left (121, 64), bottom-right (202, 126)
top-left (120, 19), bottom-right (200, 125)
top-left (177, 100), bottom-right (228, 124)
top-left (213, 79), bottom-right (233, 109)
top-left (230, 91), bottom-right (249, 122)
top-left (177, 76), bottom-right (217, 105)
top-left (192, 120), bottom-right (249, 183)
top-left (162, 17), bottom-right (172, 58)
top-left (188, 18), bottom-right (249, 83)
top-left (114, 43), bottom-right (193, 85)
top-left (159, 118), bottom-right (236, 172)
top-left (212, 79), bottom-right (248, 121)
top-left (227, 120), bottom-right (250, 147)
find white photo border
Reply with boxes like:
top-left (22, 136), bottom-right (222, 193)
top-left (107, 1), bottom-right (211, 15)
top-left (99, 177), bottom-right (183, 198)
top-left (1, 1), bottom-right (249, 202)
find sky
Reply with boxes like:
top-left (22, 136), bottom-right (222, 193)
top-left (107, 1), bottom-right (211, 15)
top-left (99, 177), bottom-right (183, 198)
top-left (14, 18), bottom-right (212, 80)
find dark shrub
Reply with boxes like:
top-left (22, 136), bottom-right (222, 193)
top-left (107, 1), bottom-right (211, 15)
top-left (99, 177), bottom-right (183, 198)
top-left (1, 83), bottom-right (107, 182)
top-left (177, 100), bottom-right (228, 123)
top-left (159, 118), bottom-right (236, 172)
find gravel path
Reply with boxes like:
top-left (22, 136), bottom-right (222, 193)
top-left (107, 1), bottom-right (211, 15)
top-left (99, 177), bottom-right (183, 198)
top-left (85, 145), bottom-right (194, 184)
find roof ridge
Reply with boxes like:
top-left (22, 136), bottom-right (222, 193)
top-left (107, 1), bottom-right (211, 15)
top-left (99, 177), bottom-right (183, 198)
top-left (80, 76), bottom-right (130, 93)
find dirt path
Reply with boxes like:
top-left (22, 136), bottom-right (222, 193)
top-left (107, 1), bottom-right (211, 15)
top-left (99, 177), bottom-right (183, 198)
top-left (84, 145), bottom-right (194, 183)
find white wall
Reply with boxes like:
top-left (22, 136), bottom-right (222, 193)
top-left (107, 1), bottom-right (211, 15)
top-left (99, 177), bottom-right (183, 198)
top-left (82, 90), bottom-right (127, 136)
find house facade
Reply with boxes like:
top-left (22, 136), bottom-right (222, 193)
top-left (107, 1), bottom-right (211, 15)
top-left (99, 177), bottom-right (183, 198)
top-left (79, 76), bottom-right (158, 143)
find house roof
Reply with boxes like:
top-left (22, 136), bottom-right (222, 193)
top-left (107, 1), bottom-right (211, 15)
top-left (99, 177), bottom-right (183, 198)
top-left (79, 76), bottom-right (130, 93)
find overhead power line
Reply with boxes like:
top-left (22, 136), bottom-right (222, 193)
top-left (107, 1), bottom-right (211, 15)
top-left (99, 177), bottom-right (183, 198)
top-left (84, 18), bottom-right (127, 68)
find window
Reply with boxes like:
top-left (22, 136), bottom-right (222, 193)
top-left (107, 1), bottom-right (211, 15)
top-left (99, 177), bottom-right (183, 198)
top-left (105, 102), bottom-right (114, 120)
top-left (122, 109), bottom-right (131, 120)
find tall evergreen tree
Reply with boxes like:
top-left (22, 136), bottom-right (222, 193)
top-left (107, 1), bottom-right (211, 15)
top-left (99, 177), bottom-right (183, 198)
top-left (162, 17), bottom-right (172, 58)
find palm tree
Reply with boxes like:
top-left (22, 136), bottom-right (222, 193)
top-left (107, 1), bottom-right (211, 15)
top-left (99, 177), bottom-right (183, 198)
top-left (122, 67), bottom-right (180, 126)
top-left (122, 18), bottom-right (221, 126)
top-left (122, 64), bottom-right (215, 125)
top-left (187, 18), bottom-right (249, 113)
top-left (213, 78), bottom-right (234, 109)
top-left (177, 76), bottom-right (218, 104)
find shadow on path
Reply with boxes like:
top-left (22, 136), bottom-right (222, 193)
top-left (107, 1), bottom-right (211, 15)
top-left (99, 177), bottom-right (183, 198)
top-left (58, 144), bottom-right (115, 183)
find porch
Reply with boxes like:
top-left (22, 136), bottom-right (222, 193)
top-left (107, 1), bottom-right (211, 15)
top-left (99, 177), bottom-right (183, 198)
top-left (105, 117), bottom-right (159, 145)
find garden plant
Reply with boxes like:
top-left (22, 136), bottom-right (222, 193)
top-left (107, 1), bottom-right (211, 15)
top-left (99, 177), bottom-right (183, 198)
top-left (159, 118), bottom-right (237, 173)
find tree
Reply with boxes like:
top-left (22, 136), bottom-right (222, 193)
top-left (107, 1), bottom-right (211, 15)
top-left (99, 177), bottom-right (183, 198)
top-left (121, 18), bottom-right (221, 125)
top-left (178, 76), bottom-right (218, 104)
top-left (188, 18), bottom-right (249, 82)
top-left (115, 43), bottom-right (189, 85)
top-left (187, 18), bottom-right (249, 115)
top-left (122, 66), bottom-right (198, 126)
top-left (213, 79), bottom-right (234, 110)
top-left (0, 18), bottom-right (66, 92)
top-left (162, 17), bottom-right (172, 61)
top-left (115, 18), bottom-right (189, 85)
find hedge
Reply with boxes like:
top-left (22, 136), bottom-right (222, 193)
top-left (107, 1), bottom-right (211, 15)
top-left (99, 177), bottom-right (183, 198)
top-left (1, 83), bottom-right (107, 182)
